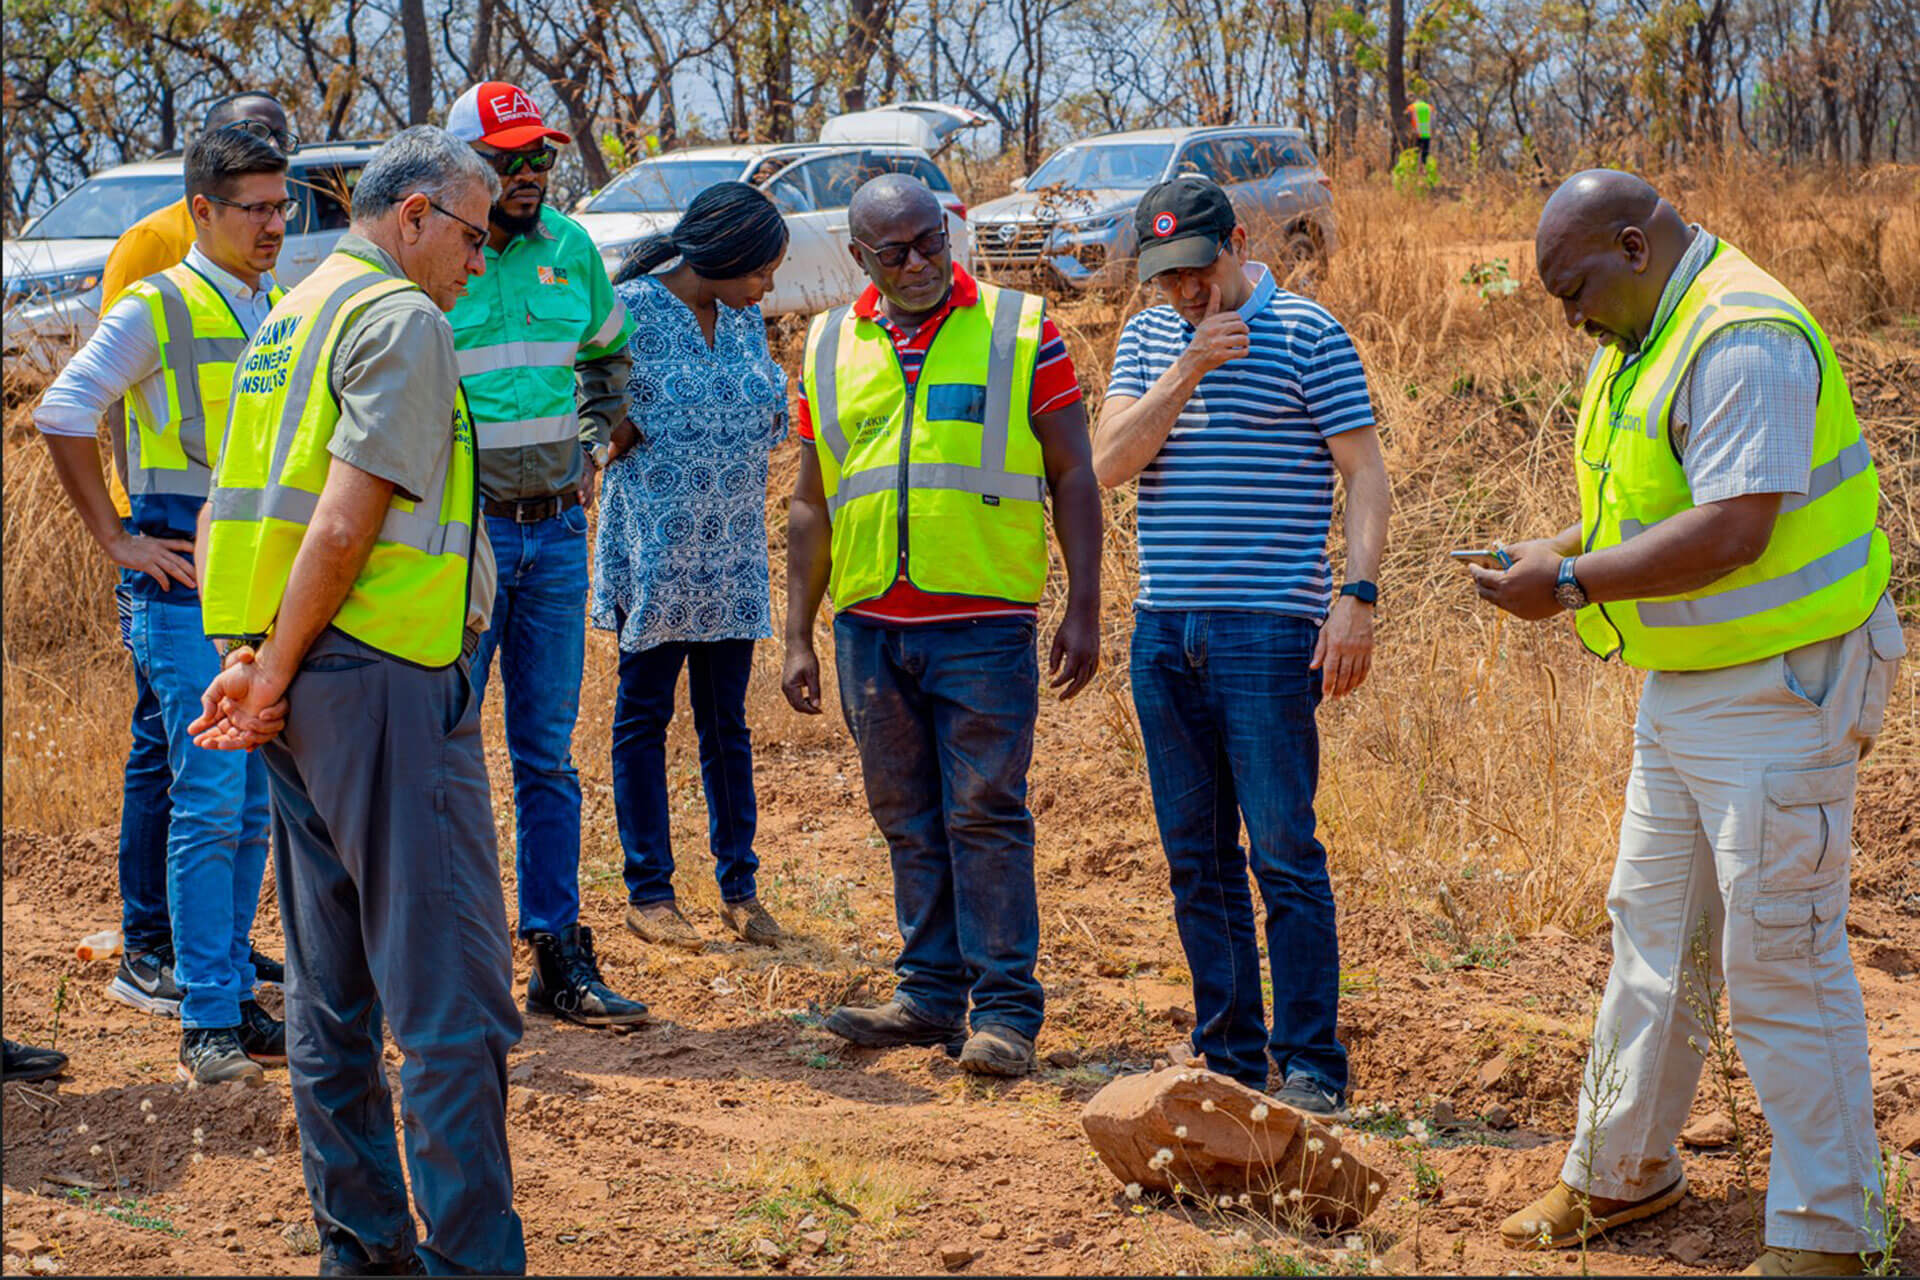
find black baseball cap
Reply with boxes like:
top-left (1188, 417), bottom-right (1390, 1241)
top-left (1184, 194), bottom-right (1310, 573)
top-left (1134, 175), bottom-right (1237, 282)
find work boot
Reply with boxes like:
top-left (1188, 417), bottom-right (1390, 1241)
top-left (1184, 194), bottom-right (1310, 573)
top-left (178, 1026), bottom-right (265, 1086)
top-left (1498, 1175), bottom-right (1687, 1249)
top-left (823, 1000), bottom-right (962, 1049)
top-left (1273, 1071), bottom-right (1346, 1118)
top-left (237, 998), bottom-right (287, 1065)
top-left (958, 1024), bottom-right (1035, 1077)
top-left (247, 943), bottom-right (285, 990)
top-left (625, 901), bottom-right (705, 952)
top-left (107, 944), bottom-right (183, 1017)
top-left (527, 924), bottom-right (651, 1028)
top-left (1742, 1248), bottom-right (1874, 1276)
top-left (718, 898), bottom-right (784, 946)
top-left (317, 1227), bottom-right (424, 1276)
top-left (2, 1039), bottom-right (69, 1083)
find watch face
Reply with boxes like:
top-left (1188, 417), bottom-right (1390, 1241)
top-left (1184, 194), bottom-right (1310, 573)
top-left (1555, 582), bottom-right (1586, 611)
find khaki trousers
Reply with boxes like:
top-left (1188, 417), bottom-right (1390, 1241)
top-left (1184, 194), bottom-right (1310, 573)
top-left (1562, 594), bottom-right (1906, 1252)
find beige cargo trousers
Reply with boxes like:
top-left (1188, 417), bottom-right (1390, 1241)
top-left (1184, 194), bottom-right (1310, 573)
top-left (1562, 594), bottom-right (1907, 1252)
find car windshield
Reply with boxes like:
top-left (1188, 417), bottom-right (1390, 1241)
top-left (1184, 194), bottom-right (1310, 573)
top-left (1026, 143), bottom-right (1173, 191)
top-left (22, 173), bottom-right (181, 239)
top-left (586, 159), bottom-right (746, 213)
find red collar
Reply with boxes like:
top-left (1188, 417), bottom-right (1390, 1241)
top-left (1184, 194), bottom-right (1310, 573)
top-left (853, 262), bottom-right (980, 325)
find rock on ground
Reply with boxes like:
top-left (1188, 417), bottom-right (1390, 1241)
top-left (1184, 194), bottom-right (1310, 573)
top-left (1080, 1066), bottom-right (1388, 1228)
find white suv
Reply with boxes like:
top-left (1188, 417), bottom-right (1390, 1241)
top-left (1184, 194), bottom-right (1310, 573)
top-left (3, 142), bottom-right (379, 368)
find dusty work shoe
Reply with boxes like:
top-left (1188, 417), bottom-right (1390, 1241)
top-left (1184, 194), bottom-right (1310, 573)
top-left (1499, 1175), bottom-right (1687, 1249)
top-left (107, 945), bottom-right (183, 1017)
top-left (178, 1026), bottom-right (265, 1086)
top-left (248, 943), bottom-right (285, 990)
top-left (317, 1228), bottom-right (424, 1276)
top-left (624, 901), bottom-right (705, 952)
top-left (718, 898), bottom-right (784, 946)
top-left (1273, 1071), bottom-right (1346, 1118)
top-left (237, 998), bottom-right (287, 1065)
top-left (824, 1000), bottom-right (963, 1050)
top-left (2, 1038), bottom-right (70, 1083)
top-left (958, 1024), bottom-right (1036, 1077)
top-left (527, 924), bottom-right (651, 1028)
top-left (1741, 1247), bottom-right (1874, 1276)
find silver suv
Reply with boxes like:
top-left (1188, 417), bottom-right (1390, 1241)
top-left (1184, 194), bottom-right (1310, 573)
top-left (969, 126), bottom-right (1337, 292)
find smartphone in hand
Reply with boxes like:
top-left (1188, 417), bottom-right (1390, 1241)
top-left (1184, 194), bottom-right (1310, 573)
top-left (1449, 547), bottom-right (1513, 569)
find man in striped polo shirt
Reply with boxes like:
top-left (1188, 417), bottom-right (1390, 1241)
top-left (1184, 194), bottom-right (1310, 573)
top-left (1094, 175), bottom-right (1391, 1115)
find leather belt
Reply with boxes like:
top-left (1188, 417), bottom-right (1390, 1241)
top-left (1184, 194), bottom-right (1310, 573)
top-left (481, 491), bottom-right (582, 524)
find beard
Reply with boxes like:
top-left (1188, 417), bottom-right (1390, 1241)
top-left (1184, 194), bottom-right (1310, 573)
top-left (490, 188), bottom-right (545, 237)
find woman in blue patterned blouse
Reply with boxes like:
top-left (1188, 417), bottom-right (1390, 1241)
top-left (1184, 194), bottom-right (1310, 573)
top-left (593, 183), bottom-right (790, 951)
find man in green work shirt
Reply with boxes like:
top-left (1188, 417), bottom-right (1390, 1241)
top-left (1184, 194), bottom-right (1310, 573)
top-left (443, 81), bottom-right (647, 1029)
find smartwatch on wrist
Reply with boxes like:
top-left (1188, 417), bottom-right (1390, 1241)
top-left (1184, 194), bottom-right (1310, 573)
top-left (1554, 557), bottom-right (1589, 611)
top-left (1339, 580), bottom-right (1378, 605)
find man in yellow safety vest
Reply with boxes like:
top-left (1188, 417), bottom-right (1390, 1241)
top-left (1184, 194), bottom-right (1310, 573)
top-left (782, 173), bottom-right (1103, 1078)
top-left (1473, 169), bottom-right (1903, 1276)
top-left (192, 126), bottom-right (526, 1276)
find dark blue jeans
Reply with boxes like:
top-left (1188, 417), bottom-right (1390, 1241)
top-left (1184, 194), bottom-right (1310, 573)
top-left (117, 582), bottom-right (172, 954)
top-left (612, 637), bottom-right (759, 907)
top-left (1129, 607), bottom-right (1348, 1096)
top-left (471, 507), bottom-right (588, 938)
top-left (833, 615), bottom-right (1043, 1040)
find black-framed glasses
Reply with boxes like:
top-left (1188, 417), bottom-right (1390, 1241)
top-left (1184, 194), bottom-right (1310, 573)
top-left (480, 144), bottom-right (558, 177)
top-left (851, 228), bottom-right (949, 270)
top-left (1579, 356), bottom-right (1647, 474)
top-left (428, 199), bottom-right (489, 242)
top-left (219, 118), bottom-right (299, 154)
top-left (207, 193), bottom-right (298, 224)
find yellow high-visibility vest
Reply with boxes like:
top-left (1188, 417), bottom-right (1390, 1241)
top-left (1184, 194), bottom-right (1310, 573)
top-left (1572, 239), bottom-right (1888, 671)
top-left (201, 250), bottom-right (478, 668)
top-left (801, 282), bottom-right (1050, 609)
top-left (120, 263), bottom-right (282, 537)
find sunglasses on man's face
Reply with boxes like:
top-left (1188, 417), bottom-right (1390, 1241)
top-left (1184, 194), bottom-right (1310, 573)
top-left (482, 144), bottom-right (558, 177)
top-left (219, 118), bottom-right (299, 154)
top-left (851, 227), bottom-right (949, 270)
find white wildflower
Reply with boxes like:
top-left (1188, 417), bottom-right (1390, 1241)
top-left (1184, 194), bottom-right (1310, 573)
top-left (75, 1123), bottom-right (88, 1135)
top-left (139, 1098), bottom-right (152, 1113)
top-left (1155, 1147), bottom-right (1174, 1166)
top-left (1249, 1104), bottom-right (1269, 1122)
top-left (1200, 1099), bottom-right (1217, 1113)
top-left (1368, 1182), bottom-right (1382, 1195)
top-left (1124, 1183), bottom-right (1142, 1200)
top-left (1174, 1126), bottom-right (1188, 1139)
top-left (191, 1152), bottom-right (204, 1165)
top-left (1307, 1137), bottom-right (1324, 1154)
top-left (192, 1127), bottom-right (205, 1146)
top-left (1217, 1195), bottom-right (1233, 1208)
top-left (252, 1146), bottom-right (268, 1159)
top-left (1288, 1188), bottom-right (1304, 1202)
top-left (1236, 1194), bottom-right (1251, 1208)
top-left (89, 1145), bottom-right (103, 1157)
top-left (144, 1113), bottom-right (157, 1125)
top-left (1331, 1157), bottom-right (1343, 1170)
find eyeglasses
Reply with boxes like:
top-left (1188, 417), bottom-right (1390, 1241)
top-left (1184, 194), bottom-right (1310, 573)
top-left (1579, 357), bottom-right (1648, 474)
top-left (428, 199), bottom-right (489, 243)
top-left (207, 194), bottom-right (299, 224)
top-left (219, 118), bottom-right (299, 154)
top-left (851, 228), bottom-right (949, 270)
top-left (480, 144), bottom-right (558, 177)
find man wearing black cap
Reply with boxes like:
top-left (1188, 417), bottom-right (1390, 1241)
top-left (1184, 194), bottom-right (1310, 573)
top-left (1093, 175), bottom-right (1391, 1115)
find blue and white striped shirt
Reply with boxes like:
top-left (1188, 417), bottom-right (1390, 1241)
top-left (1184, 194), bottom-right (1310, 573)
top-left (1107, 263), bottom-right (1375, 619)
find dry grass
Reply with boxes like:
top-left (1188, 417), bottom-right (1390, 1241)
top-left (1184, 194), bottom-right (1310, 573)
top-left (4, 161), bottom-right (1917, 949)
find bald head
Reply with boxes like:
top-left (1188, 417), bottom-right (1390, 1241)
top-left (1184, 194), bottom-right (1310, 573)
top-left (848, 172), bottom-right (942, 243)
top-left (846, 172), bottom-right (951, 319)
top-left (1534, 168), bottom-right (1695, 352)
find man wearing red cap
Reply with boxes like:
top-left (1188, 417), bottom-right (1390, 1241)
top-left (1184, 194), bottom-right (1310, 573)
top-left (443, 82), bottom-right (647, 1030)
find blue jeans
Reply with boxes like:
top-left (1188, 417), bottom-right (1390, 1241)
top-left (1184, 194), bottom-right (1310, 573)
top-left (126, 595), bottom-right (270, 1029)
top-left (1129, 608), bottom-right (1348, 1096)
top-left (471, 507), bottom-right (588, 938)
top-left (833, 616), bottom-right (1043, 1040)
top-left (117, 582), bottom-right (173, 954)
top-left (612, 637), bottom-right (759, 907)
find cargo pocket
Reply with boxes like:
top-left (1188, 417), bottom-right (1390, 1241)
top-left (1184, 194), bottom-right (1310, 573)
top-left (1751, 884), bottom-right (1848, 962)
top-left (1856, 617), bottom-right (1908, 750)
top-left (1758, 760), bottom-right (1854, 894)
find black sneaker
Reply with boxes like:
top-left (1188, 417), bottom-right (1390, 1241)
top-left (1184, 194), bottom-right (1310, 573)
top-left (823, 1000), bottom-right (963, 1049)
top-left (237, 999), bottom-right (287, 1065)
top-left (107, 945), bottom-right (183, 1017)
top-left (3, 1039), bottom-right (69, 1083)
top-left (178, 1026), bottom-right (265, 1086)
top-left (1273, 1071), bottom-right (1346, 1118)
top-left (526, 924), bottom-right (650, 1028)
top-left (248, 943), bottom-right (285, 990)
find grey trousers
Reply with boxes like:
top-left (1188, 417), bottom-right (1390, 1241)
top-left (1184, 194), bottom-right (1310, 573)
top-left (261, 628), bottom-right (526, 1276)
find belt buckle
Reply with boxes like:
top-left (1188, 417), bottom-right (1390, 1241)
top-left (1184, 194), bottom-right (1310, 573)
top-left (514, 497), bottom-right (551, 524)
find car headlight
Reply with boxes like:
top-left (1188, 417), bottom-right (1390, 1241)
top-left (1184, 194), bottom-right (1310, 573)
top-left (5, 267), bottom-right (102, 307)
top-left (1055, 214), bottom-right (1122, 236)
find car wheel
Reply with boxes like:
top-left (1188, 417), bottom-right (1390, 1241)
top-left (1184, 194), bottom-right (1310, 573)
top-left (1281, 227), bottom-right (1322, 293)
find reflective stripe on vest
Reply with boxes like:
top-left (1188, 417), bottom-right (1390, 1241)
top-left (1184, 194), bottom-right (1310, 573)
top-left (802, 282), bottom-right (1049, 609)
top-left (1571, 240), bottom-right (1889, 671)
top-left (202, 251), bottom-right (477, 668)
top-left (123, 265), bottom-right (281, 532)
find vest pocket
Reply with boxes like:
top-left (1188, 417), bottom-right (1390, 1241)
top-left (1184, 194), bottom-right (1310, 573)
top-left (1758, 760), bottom-right (1854, 895)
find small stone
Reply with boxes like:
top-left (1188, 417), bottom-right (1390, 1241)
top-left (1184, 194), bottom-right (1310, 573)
top-left (254, 1211), bottom-right (275, 1227)
top-left (4, 1236), bottom-right (42, 1260)
top-left (1430, 1099), bottom-right (1458, 1128)
top-left (752, 1237), bottom-right (784, 1263)
top-left (1045, 1049), bottom-right (1081, 1069)
top-left (797, 1214), bottom-right (818, 1232)
top-left (217, 1223), bottom-right (238, 1238)
top-left (29, 1256), bottom-right (60, 1275)
top-left (1476, 1055), bottom-right (1510, 1091)
top-left (1668, 1230), bottom-right (1711, 1266)
top-left (508, 1062), bottom-right (535, 1084)
top-left (801, 1230), bottom-right (829, 1254)
top-left (979, 1223), bottom-right (1006, 1240)
top-left (1485, 1103), bottom-right (1515, 1130)
top-left (937, 1243), bottom-right (976, 1270)
top-left (1679, 1112), bottom-right (1736, 1148)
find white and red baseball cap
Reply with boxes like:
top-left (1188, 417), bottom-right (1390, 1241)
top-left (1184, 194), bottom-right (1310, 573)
top-left (446, 82), bottom-right (572, 149)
